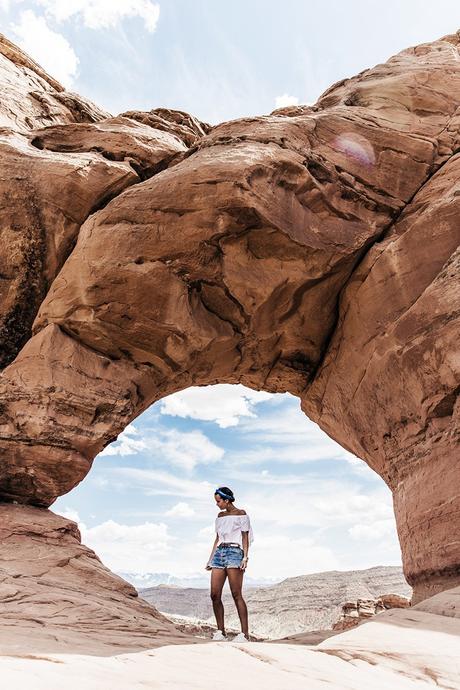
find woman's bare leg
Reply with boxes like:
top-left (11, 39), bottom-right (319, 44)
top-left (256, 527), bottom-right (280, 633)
top-left (226, 568), bottom-right (249, 637)
top-left (210, 568), bottom-right (227, 633)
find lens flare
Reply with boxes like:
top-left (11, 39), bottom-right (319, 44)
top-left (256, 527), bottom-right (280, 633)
top-left (334, 132), bottom-right (376, 167)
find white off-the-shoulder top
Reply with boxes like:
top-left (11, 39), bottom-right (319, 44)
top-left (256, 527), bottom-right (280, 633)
top-left (215, 513), bottom-right (254, 548)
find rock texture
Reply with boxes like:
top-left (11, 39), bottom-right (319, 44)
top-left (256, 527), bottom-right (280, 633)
top-left (332, 594), bottom-right (410, 632)
top-left (140, 566), bottom-right (412, 639)
top-left (1, 586), bottom-right (459, 690)
top-left (0, 33), bottom-right (108, 132)
top-left (0, 32), bottom-right (458, 605)
top-left (0, 504), bottom-right (201, 654)
top-left (159, 612), bottom-right (264, 641)
top-left (0, 33), bottom-right (209, 370)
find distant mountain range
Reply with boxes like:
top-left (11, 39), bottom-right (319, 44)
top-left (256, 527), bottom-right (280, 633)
top-left (138, 566), bottom-right (412, 639)
top-left (118, 571), bottom-right (280, 589)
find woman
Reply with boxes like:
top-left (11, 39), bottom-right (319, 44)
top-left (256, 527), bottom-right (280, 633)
top-left (205, 486), bottom-right (254, 642)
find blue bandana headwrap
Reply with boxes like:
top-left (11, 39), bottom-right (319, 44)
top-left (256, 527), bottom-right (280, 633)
top-left (215, 488), bottom-right (233, 501)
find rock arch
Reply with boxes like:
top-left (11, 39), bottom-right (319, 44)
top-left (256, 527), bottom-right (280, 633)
top-left (0, 32), bottom-right (459, 604)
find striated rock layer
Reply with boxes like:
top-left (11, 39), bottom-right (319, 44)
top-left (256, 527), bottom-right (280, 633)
top-left (1, 586), bottom-right (459, 689)
top-left (140, 566), bottom-right (412, 639)
top-left (0, 504), bottom-right (201, 654)
top-left (331, 594), bottom-right (410, 632)
top-left (0, 32), bottom-right (458, 604)
top-left (0, 32), bottom-right (207, 369)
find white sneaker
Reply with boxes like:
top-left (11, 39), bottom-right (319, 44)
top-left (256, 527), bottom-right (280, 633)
top-left (232, 633), bottom-right (249, 643)
top-left (212, 630), bottom-right (228, 641)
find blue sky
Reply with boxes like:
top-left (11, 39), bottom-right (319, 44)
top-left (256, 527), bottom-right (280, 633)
top-left (2, 0), bottom-right (458, 583)
top-left (2, 1), bottom-right (460, 123)
top-left (53, 386), bottom-right (400, 582)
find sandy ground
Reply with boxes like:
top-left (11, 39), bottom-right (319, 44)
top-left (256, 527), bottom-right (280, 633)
top-left (1, 598), bottom-right (459, 690)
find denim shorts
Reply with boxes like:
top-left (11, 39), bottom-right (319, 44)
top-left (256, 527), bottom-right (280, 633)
top-left (210, 544), bottom-right (244, 569)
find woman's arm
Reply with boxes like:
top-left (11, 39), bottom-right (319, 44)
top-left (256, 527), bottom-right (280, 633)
top-left (240, 531), bottom-right (249, 570)
top-left (205, 534), bottom-right (219, 569)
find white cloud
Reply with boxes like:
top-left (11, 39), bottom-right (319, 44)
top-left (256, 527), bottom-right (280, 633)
top-left (10, 9), bottom-right (79, 87)
top-left (160, 384), bottom-right (272, 428)
top-left (343, 453), bottom-right (378, 477)
top-left (165, 501), bottom-right (195, 518)
top-left (36, 0), bottom-right (160, 32)
top-left (149, 428), bottom-right (224, 471)
top-left (87, 517), bottom-right (334, 581)
top-left (54, 506), bottom-right (213, 577)
top-left (227, 468), bottom-right (316, 486)
top-left (236, 479), bottom-right (395, 531)
top-left (99, 425), bottom-right (224, 472)
top-left (53, 387), bottom-right (402, 579)
top-left (275, 93), bottom-right (299, 108)
top-left (231, 401), bottom-right (370, 470)
top-left (112, 467), bottom-right (214, 501)
top-left (53, 463), bottom-right (402, 577)
top-left (250, 532), bottom-right (339, 578)
top-left (226, 444), bottom-right (346, 467)
top-left (236, 483), bottom-right (401, 576)
top-left (83, 519), bottom-right (174, 572)
top-left (348, 519), bottom-right (398, 541)
top-left (238, 402), bottom-right (325, 441)
top-left (58, 507), bottom-right (82, 523)
top-left (99, 424), bottom-right (148, 456)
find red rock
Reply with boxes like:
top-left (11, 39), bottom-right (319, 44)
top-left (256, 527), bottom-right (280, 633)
top-left (0, 32), bottom-right (108, 131)
top-left (0, 33), bottom-right (458, 605)
top-left (379, 594), bottom-right (410, 609)
top-left (332, 594), bottom-right (410, 631)
top-left (0, 504), bottom-right (201, 654)
top-left (0, 113), bottom-right (198, 369)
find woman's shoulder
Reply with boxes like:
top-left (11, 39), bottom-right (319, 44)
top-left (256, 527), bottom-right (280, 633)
top-left (216, 509), bottom-right (247, 517)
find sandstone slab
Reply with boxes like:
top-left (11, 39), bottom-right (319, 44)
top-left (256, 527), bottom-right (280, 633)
top-left (0, 587), bottom-right (459, 690)
top-left (0, 504), bottom-right (200, 655)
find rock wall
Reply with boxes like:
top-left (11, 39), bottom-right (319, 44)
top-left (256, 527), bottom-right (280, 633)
top-left (0, 504), bottom-right (200, 653)
top-left (0, 32), bottom-right (458, 605)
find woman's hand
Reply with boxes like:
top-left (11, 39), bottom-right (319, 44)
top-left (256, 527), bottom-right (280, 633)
top-left (240, 556), bottom-right (248, 570)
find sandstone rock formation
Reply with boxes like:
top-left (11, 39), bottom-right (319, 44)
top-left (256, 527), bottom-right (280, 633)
top-left (159, 612), bottom-right (264, 641)
top-left (0, 504), bottom-right (201, 654)
top-left (140, 566), bottom-right (412, 639)
top-left (0, 33), bottom-right (108, 132)
top-left (2, 585), bottom-right (459, 689)
top-left (332, 594), bottom-right (410, 632)
top-left (0, 33), bottom-right (208, 371)
top-left (0, 30), bottom-right (458, 608)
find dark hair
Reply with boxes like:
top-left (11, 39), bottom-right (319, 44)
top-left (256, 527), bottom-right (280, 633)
top-left (215, 486), bottom-right (235, 502)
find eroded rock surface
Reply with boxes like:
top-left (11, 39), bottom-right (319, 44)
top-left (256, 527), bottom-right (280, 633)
top-left (0, 111), bottom-right (202, 369)
top-left (332, 594), bottom-right (410, 632)
top-left (0, 504), bottom-right (200, 654)
top-left (0, 33), bottom-right (458, 604)
top-left (0, 34), bottom-right (208, 368)
top-left (1, 586), bottom-right (459, 689)
top-left (141, 566), bottom-right (411, 639)
top-left (0, 33), bottom-right (108, 132)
